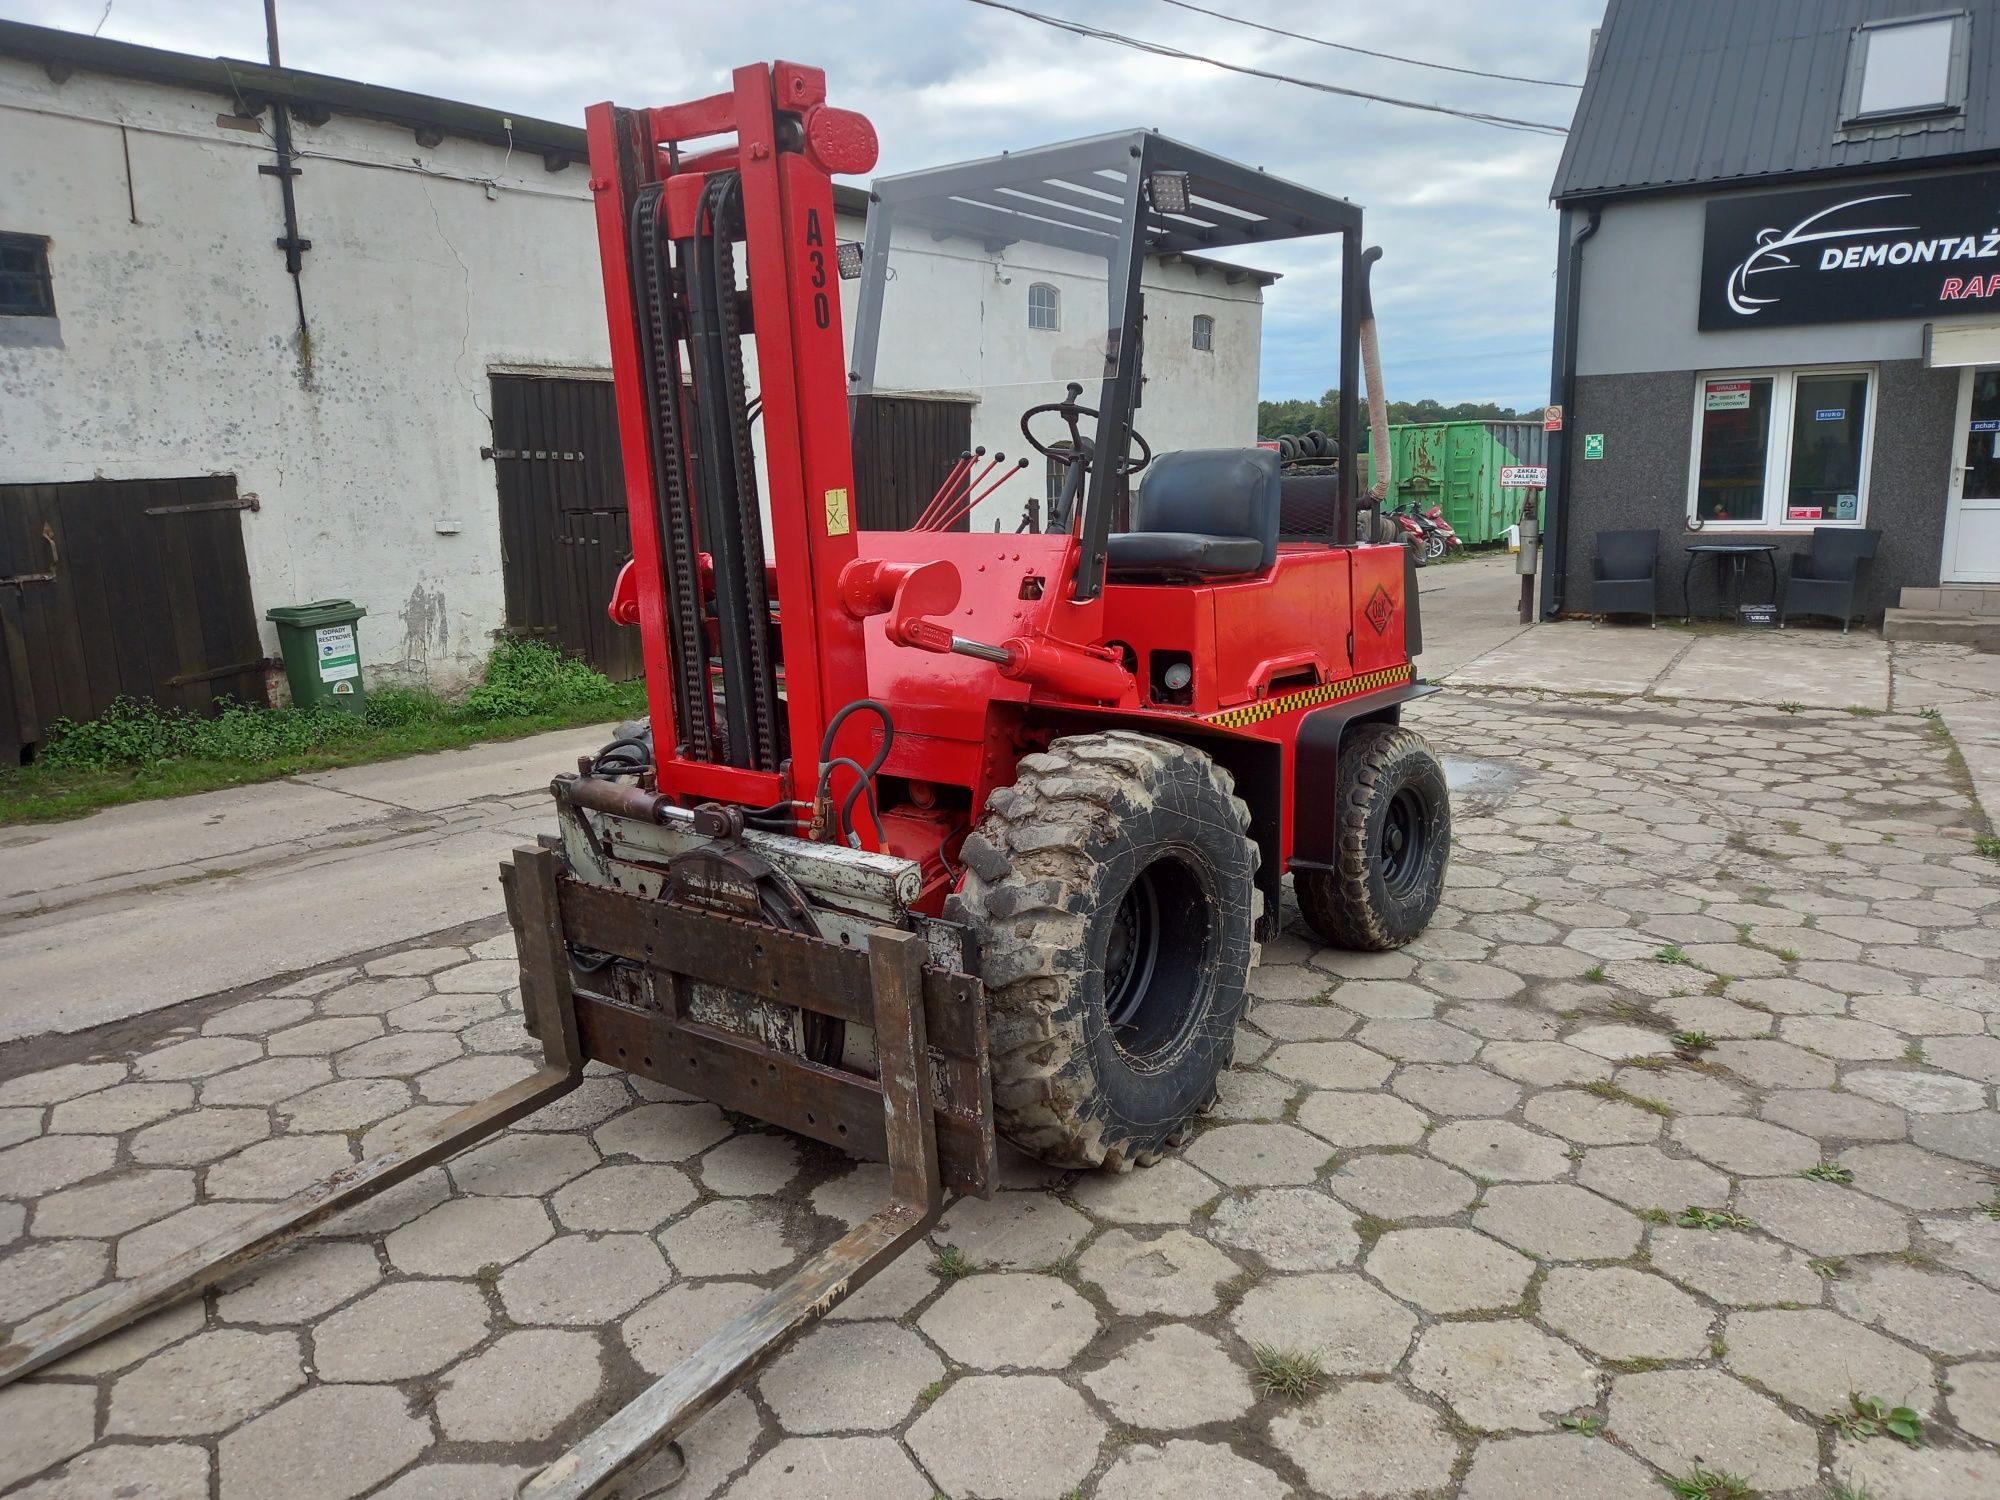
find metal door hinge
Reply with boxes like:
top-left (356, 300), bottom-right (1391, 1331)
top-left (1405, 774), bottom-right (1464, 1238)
top-left (482, 448), bottom-right (586, 462)
top-left (145, 494), bottom-right (261, 516)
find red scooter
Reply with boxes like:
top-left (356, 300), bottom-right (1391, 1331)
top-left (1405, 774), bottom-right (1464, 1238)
top-left (1415, 503), bottom-right (1462, 563)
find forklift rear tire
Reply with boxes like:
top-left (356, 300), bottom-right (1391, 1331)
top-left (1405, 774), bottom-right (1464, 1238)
top-left (1296, 723), bottom-right (1449, 951)
top-left (951, 731), bottom-right (1260, 1172)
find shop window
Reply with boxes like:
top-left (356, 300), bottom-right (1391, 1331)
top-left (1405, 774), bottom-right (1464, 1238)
top-left (1690, 368), bottom-right (1874, 529)
top-left (1843, 12), bottom-right (1967, 124)
top-left (0, 233), bottom-right (54, 318)
top-left (1191, 314), bottom-right (1214, 352)
top-left (1027, 282), bottom-right (1060, 331)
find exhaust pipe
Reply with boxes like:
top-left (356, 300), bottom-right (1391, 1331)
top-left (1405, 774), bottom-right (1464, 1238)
top-left (1358, 246), bottom-right (1391, 508)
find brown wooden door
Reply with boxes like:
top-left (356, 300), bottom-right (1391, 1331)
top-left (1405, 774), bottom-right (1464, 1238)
top-left (850, 395), bottom-right (976, 530)
top-left (490, 375), bottom-right (641, 680)
top-left (0, 476), bottom-right (266, 765)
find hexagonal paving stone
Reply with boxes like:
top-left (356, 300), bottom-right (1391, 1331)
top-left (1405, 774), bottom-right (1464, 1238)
top-left (909, 1374), bottom-right (1102, 1499)
top-left (1735, 1177), bottom-right (1909, 1256)
top-left (929, 1190), bottom-right (1089, 1270)
top-left (1332, 980), bottom-right (1436, 1019)
top-left (1480, 1040), bottom-right (1610, 1087)
top-left (1671, 1115), bottom-right (1820, 1175)
top-left (417, 1054), bottom-right (538, 1105)
top-left (1268, 1382), bottom-right (1459, 1498)
top-left (216, 1240), bottom-right (382, 1325)
top-left (1521, 1088), bottom-right (1660, 1145)
top-left (0, 1382), bottom-right (97, 1491)
top-left (1078, 1227), bottom-right (1240, 1316)
top-left (1459, 1433), bottom-right (1660, 1500)
top-left (728, 1436), bottom-right (932, 1500)
top-left (1946, 1359), bottom-right (2000, 1444)
top-left (218, 1384), bottom-right (431, 1500)
top-left (1069, 1157), bottom-right (1218, 1224)
top-left (1294, 1089), bottom-right (1428, 1148)
top-left (1366, 1227), bottom-right (1532, 1314)
top-left (1577, 1145), bottom-right (1728, 1213)
top-left (6, 1441), bottom-right (214, 1500)
top-left (432, 959), bottom-right (518, 992)
top-left (1838, 1143), bottom-right (1992, 1211)
top-left (365, 946), bottom-right (467, 977)
top-left (386, 992), bottom-right (505, 1033)
top-left (1648, 1225), bottom-right (1824, 1307)
top-left (1208, 1186), bottom-right (1359, 1270)
top-left (622, 1280), bottom-right (766, 1377)
top-left (1354, 1019), bottom-right (1481, 1062)
top-left (918, 1272), bottom-right (1097, 1370)
top-left (1760, 1087), bottom-right (1909, 1142)
top-left (31, 1169), bottom-right (194, 1239)
top-left (695, 1132), bottom-right (801, 1196)
top-left (134, 1036), bottom-right (260, 1080)
top-left (44, 1300), bottom-right (203, 1379)
top-left (369, 1464), bottom-right (537, 1500)
top-left (1565, 1024), bottom-right (1674, 1061)
top-left (1607, 1369), bottom-right (1817, 1492)
top-left (1834, 1441), bottom-right (2000, 1500)
top-left (1210, 1068), bottom-right (1295, 1122)
top-left (1190, 1122), bottom-right (1338, 1192)
top-left (1230, 1271), bottom-right (1415, 1374)
top-left (266, 1017), bottom-right (382, 1057)
top-left (207, 1134), bottom-right (357, 1199)
top-left (1832, 1263), bottom-right (2000, 1357)
top-left (334, 1031), bottom-right (462, 1079)
top-left (1392, 1063), bottom-right (1522, 1117)
top-left (0, 1238), bottom-right (108, 1322)
top-left (1327, 1153), bottom-right (1475, 1219)
top-left (1726, 1307), bottom-right (1936, 1413)
top-left (313, 1280), bottom-right (491, 1381)
top-left (0, 1134), bottom-right (116, 1197)
top-left (433, 1329), bottom-right (605, 1443)
top-left (205, 995), bottom-right (315, 1035)
top-left (199, 1058), bottom-right (331, 1109)
top-left (46, 1081), bottom-right (193, 1134)
top-left (1095, 1440), bottom-right (1291, 1500)
top-left (591, 1102), bottom-right (733, 1162)
top-left (1914, 1110), bottom-right (2000, 1169)
top-left (276, 1078), bottom-right (412, 1133)
top-left (658, 1198), bottom-right (794, 1278)
top-left (1426, 1119), bottom-right (1570, 1181)
top-left (1847, 1067), bottom-right (1987, 1114)
top-left (107, 1328), bottom-right (304, 1436)
top-left (0, 1060), bottom-right (125, 1107)
top-left (1264, 1042), bottom-right (1393, 1090)
top-left (1408, 1319), bottom-right (1597, 1431)
top-left (447, 1129), bottom-right (599, 1196)
top-left (1084, 1322), bottom-right (1255, 1428)
top-left (499, 1234), bottom-right (670, 1324)
top-left (115, 1203), bottom-right (257, 1278)
top-left (1473, 1184), bottom-right (1641, 1261)
top-left (1539, 1265), bottom-right (1712, 1359)
top-left (318, 977), bottom-right (430, 1016)
top-left (546, 1161), bottom-right (695, 1233)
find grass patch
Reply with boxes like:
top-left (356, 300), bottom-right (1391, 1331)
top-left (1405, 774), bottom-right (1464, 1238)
top-left (1663, 1468), bottom-right (1757, 1500)
top-left (917, 1378), bottom-right (948, 1405)
top-left (0, 641), bottom-right (646, 825)
top-left (1585, 1078), bottom-right (1673, 1117)
top-left (1974, 833), bottom-right (2000, 861)
top-left (1678, 1206), bottom-right (1755, 1233)
top-left (1559, 1411), bottom-right (1602, 1435)
top-left (1902, 1041), bottom-right (1926, 1064)
top-left (1810, 1257), bottom-right (1846, 1280)
top-left (931, 1244), bottom-right (975, 1279)
top-left (1979, 1195), bottom-right (2000, 1222)
top-left (1351, 1213), bottom-right (1398, 1246)
top-left (1824, 1393), bottom-right (1924, 1447)
top-left (1802, 1162), bottom-right (1854, 1185)
top-left (1671, 1030), bottom-right (1717, 1052)
top-left (1251, 1344), bottom-right (1326, 1401)
top-left (1638, 1206), bottom-right (1673, 1224)
top-left (1655, 944), bottom-right (1690, 965)
top-left (1584, 964), bottom-right (1607, 983)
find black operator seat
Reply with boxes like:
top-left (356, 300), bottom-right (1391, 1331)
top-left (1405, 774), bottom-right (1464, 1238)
top-left (1105, 448), bottom-right (1282, 580)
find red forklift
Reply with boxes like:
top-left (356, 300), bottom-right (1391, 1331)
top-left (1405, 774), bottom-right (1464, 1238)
top-left (0, 63), bottom-right (1448, 1498)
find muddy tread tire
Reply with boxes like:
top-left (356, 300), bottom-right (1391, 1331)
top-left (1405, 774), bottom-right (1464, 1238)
top-left (1297, 723), bottom-right (1449, 952)
top-left (949, 731), bottom-right (1261, 1172)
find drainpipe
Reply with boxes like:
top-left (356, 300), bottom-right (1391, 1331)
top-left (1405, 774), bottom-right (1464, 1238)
top-left (1541, 206), bottom-right (1599, 619)
top-left (260, 0), bottom-right (313, 383)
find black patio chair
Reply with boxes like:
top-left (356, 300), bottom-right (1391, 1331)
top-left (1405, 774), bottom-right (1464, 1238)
top-left (1781, 527), bottom-right (1881, 633)
top-left (1591, 528), bottom-right (1658, 626)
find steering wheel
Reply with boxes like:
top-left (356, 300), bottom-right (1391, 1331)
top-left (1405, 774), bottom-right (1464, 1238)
top-left (1020, 382), bottom-right (1153, 477)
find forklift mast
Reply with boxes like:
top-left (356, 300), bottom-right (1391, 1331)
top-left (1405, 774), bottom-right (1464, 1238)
top-left (585, 62), bottom-right (877, 819)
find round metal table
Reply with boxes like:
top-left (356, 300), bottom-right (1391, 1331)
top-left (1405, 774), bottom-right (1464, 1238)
top-left (1682, 542), bottom-right (1778, 623)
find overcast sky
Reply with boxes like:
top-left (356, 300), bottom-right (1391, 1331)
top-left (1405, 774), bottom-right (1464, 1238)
top-left (9, 0), bottom-right (1605, 406)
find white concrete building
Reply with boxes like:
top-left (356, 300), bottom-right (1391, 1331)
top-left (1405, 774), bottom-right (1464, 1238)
top-left (0, 21), bottom-right (1264, 753)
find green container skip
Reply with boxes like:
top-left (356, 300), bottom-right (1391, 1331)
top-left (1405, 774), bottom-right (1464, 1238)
top-left (267, 599), bottom-right (368, 715)
top-left (1365, 420), bottom-right (1547, 546)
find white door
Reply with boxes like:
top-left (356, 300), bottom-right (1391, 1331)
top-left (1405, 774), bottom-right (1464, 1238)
top-left (1944, 365), bottom-right (2000, 583)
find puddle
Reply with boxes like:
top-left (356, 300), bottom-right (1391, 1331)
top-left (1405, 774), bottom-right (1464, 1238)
top-left (1443, 754), bottom-right (1522, 815)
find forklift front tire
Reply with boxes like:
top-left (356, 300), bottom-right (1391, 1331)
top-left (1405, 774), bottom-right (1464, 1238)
top-left (952, 732), bottom-right (1260, 1172)
top-left (1296, 723), bottom-right (1450, 951)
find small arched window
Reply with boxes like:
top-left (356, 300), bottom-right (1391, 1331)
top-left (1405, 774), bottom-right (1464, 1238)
top-left (1192, 313), bottom-right (1214, 352)
top-left (1027, 282), bottom-right (1060, 331)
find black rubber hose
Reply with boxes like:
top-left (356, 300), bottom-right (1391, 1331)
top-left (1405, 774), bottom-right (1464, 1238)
top-left (817, 699), bottom-right (896, 847)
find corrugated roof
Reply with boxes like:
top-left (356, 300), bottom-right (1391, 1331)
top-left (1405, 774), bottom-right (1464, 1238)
top-left (1552, 0), bottom-right (2000, 202)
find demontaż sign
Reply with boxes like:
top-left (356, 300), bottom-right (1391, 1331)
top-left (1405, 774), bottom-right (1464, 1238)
top-left (1699, 170), bottom-right (2000, 330)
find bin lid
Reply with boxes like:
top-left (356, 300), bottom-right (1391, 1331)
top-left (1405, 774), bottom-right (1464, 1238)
top-left (265, 599), bottom-right (367, 627)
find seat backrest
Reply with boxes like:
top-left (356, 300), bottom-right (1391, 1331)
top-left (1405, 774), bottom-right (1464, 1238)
top-left (1596, 528), bottom-right (1659, 579)
top-left (1130, 449), bottom-right (1282, 569)
top-left (1809, 526), bottom-right (1881, 578)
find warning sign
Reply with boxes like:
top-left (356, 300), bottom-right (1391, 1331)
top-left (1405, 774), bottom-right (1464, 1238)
top-left (1499, 465), bottom-right (1548, 488)
top-left (1543, 406), bottom-right (1563, 432)
top-left (1704, 380), bottom-right (1753, 411)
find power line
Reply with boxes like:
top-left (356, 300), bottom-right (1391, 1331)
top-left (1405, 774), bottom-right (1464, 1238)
top-left (1152, 0), bottom-right (1582, 89)
top-left (961, 0), bottom-right (1570, 136)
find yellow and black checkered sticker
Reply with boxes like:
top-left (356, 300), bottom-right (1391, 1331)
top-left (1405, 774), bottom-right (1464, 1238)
top-left (1201, 662), bottom-right (1414, 729)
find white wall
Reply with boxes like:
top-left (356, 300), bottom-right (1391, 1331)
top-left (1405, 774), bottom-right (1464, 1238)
top-left (0, 58), bottom-right (611, 690)
top-left (1, 57), bottom-right (1263, 692)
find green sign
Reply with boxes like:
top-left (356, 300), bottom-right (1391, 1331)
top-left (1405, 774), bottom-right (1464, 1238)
top-left (1583, 433), bottom-right (1605, 460)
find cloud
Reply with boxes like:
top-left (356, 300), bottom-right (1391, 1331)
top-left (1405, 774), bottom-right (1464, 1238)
top-left (10, 0), bottom-right (1601, 404)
